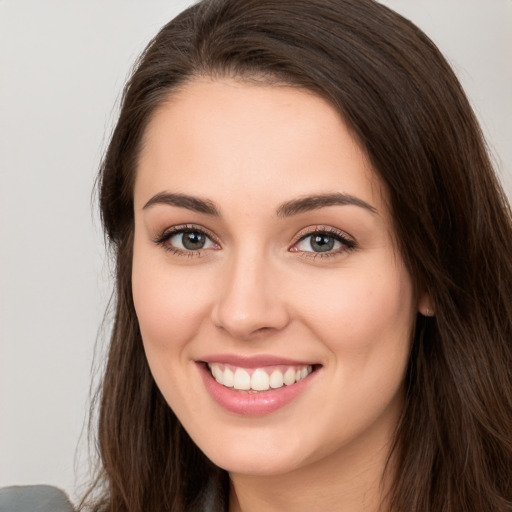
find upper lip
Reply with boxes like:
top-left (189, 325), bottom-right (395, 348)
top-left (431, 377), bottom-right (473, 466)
top-left (198, 353), bottom-right (319, 368)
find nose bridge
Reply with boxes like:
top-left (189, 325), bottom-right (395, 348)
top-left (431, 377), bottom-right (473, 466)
top-left (212, 242), bottom-right (289, 338)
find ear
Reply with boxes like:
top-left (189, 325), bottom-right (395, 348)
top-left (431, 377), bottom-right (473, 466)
top-left (418, 292), bottom-right (435, 317)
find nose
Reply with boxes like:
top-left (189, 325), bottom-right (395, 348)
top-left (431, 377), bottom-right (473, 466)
top-left (211, 248), bottom-right (290, 340)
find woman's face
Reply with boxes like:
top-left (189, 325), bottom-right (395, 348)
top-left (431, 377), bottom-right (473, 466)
top-left (132, 79), bottom-right (417, 477)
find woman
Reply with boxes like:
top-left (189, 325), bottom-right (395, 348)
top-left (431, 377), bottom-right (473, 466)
top-left (82, 0), bottom-right (512, 510)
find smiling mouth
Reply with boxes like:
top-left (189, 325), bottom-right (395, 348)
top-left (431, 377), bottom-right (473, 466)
top-left (206, 362), bottom-right (316, 393)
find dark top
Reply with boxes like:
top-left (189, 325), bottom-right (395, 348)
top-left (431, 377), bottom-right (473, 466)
top-left (0, 482), bottom-right (221, 511)
top-left (0, 486), bottom-right (75, 512)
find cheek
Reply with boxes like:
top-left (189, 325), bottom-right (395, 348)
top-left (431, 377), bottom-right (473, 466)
top-left (132, 254), bottom-right (213, 352)
top-left (291, 257), bottom-right (415, 358)
top-left (290, 260), bottom-right (414, 447)
top-left (131, 248), bottom-right (215, 416)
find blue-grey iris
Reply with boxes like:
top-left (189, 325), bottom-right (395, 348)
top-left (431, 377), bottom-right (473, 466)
top-left (311, 234), bottom-right (335, 252)
top-left (182, 231), bottom-right (206, 250)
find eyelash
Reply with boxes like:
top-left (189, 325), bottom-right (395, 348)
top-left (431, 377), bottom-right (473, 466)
top-left (153, 224), bottom-right (220, 258)
top-left (292, 226), bottom-right (356, 260)
top-left (153, 224), bottom-right (356, 259)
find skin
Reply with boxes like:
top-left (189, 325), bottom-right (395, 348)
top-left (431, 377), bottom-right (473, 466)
top-left (132, 78), bottom-right (427, 511)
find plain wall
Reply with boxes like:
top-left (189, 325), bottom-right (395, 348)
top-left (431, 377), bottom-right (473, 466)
top-left (0, 0), bottom-right (510, 504)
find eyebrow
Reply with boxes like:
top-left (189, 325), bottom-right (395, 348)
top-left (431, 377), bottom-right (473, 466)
top-left (143, 192), bottom-right (220, 216)
top-left (276, 193), bottom-right (377, 217)
top-left (142, 191), bottom-right (377, 217)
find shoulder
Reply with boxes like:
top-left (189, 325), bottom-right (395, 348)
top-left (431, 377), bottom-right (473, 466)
top-left (0, 486), bottom-right (75, 512)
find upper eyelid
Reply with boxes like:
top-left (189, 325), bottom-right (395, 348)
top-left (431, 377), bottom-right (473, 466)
top-left (155, 224), bottom-right (219, 243)
top-left (293, 225), bottom-right (355, 243)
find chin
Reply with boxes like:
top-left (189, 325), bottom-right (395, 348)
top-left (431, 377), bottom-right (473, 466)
top-left (208, 449), bottom-right (306, 477)
top-left (187, 421), bottom-right (315, 477)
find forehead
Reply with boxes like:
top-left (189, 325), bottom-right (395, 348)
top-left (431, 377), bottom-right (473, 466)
top-left (135, 78), bottom-right (385, 215)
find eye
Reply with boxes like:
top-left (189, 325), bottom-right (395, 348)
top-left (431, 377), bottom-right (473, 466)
top-left (169, 230), bottom-right (216, 251)
top-left (297, 233), bottom-right (341, 253)
top-left (291, 228), bottom-right (356, 257)
top-left (154, 225), bottom-right (219, 255)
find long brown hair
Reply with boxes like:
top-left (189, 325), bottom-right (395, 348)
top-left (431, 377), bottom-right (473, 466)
top-left (83, 1), bottom-right (512, 510)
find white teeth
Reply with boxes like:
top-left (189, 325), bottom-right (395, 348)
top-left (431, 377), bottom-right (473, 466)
top-left (284, 368), bottom-right (296, 386)
top-left (269, 369), bottom-right (284, 389)
top-left (251, 369), bottom-right (270, 391)
top-left (208, 363), bottom-right (313, 392)
top-left (233, 368), bottom-right (251, 390)
top-left (212, 364), bottom-right (222, 383)
top-left (223, 367), bottom-right (234, 387)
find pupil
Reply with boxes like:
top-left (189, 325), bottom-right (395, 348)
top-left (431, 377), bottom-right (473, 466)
top-left (182, 231), bottom-right (205, 250)
top-left (311, 234), bottom-right (334, 252)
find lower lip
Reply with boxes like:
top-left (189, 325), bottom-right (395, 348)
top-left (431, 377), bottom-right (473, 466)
top-left (197, 363), bottom-right (318, 416)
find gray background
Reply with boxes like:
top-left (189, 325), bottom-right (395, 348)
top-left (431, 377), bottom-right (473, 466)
top-left (1, 0), bottom-right (511, 504)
